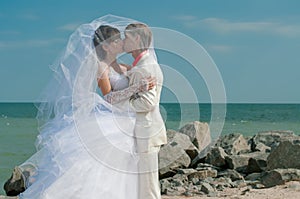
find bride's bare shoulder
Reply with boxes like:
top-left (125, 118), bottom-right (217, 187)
top-left (97, 61), bottom-right (110, 78)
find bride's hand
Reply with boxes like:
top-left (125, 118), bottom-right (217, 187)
top-left (139, 76), bottom-right (156, 92)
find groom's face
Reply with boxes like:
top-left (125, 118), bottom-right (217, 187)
top-left (123, 32), bottom-right (138, 53)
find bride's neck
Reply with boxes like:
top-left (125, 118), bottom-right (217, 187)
top-left (103, 55), bottom-right (116, 66)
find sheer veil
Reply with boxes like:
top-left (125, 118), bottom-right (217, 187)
top-left (17, 15), bottom-right (161, 193)
top-left (34, 15), bottom-right (141, 148)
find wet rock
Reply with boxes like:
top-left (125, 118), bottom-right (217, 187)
top-left (3, 167), bottom-right (25, 196)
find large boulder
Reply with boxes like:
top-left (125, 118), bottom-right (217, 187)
top-left (267, 140), bottom-right (300, 170)
top-left (216, 133), bottom-right (250, 155)
top-left (159, 130), bottom-right (195, 178)
top-left (179, 121), bottom-right (211, 152)
top-left (3, 167), bottom-right (25, 196)
top-left (260, 168), bottom-right (300, 188)
top-left (205, 147), bottom-right (228, 168)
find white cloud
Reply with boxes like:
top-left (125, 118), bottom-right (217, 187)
top-left (0, 38), bottom-right (64, 50)
top-left (176, 15), bottom-right (300, 37)
top-left (58, 23), bottom-right (82, 31)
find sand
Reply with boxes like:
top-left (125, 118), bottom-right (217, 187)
top-left (162, 181), bottom-right (300, 199)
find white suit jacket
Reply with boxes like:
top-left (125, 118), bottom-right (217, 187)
top-left (128, 52), bottom-right (167, 151)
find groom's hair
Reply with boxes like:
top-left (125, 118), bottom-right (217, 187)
top-left (125, 23), bottom-right (152, 51)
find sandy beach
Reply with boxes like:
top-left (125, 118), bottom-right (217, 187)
top-left (162, 181), bottom-right (300, 199)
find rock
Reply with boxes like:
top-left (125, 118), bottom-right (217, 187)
top-left (160, 179), bottom-right (171, 194)
top-left (3, 166), bottom-right (25, 196)
top-left (196, 163), bottom-right (221, 171)
top-left (171, 173), bottom-right (189, 184)
top-left (186, 169), bottom-right (218, 181)
top-left (260, 168), bottom-right (300, 188)
top-left (225, 155), bottom-right (250, 173)
top-left (159, 143), bottom-right (191, 178)
top-left (226, 152), bottom-right (268, 173)
top-left (230, 180), bottom-right (247, 188)
top-left (165, 186), bottom-right (186, 196)
top-left (177, 168), bottom-right (197, 175)
top-left (267, 140), bottom-right (300, 170)
top-left (252, 142), bottom-right (271, 153)
top-left (245, 172), bottom-right (262, 181)
top-left (205, 147), bottom-right (228, 168)
top-left (200, 182), bottom-right (216, 195)
top-left (216, 133), bottom-right (250, 155)
top-left (166, 130), bottom-right (199, 159)
top-left (250, 130), bottom-right (297, 152)
top-left (159, 130), bottom-right (195, 178)
top-left (218, 169), bottom-right (244, 181)
top-left (247, 153), bottom-right (269, 173)
top-left (179, 121), bottom-right (211, 151)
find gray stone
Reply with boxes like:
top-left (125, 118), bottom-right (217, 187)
top-left (159, 132), bottom-right (192, 178)
top-left (205, 147), bottom-right (228, 168)
top-left (246, 153), bottom-right (269, 173)
top-left (200, 182), bottom-right (216, 195)
top-left (165, 186), bottom-right (186, 196)
top-left (160, 179), bottom-right (171, 194)
top-left (179, 121), bottom-right (211, 151)
top-left (245, 173), bottom-right (262, 181)
top-left (218, 169), bottom-right (244, 181)
top-left (267, 140), bottom-right (300, 170)
top-left (260, 168), bottom-right (300, 188)
top-left (3, 166), bottom-right (25, 196)
top-left (230, 180), bottom-right (247, 188)
top-left (225, 155), bottom-right (250, 172)
top-left (216, 133), bottom-right (250, 155)
top-left (187, 169), bottom-right (218, 181)
top-left (226, 152), bottom-right (267, 173)
top-left (250, 130), bottom-right (297, 152)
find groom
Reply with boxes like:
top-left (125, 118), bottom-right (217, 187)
top-left (123, 23), bottom-right (167, 199)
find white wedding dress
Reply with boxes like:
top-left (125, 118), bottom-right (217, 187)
top-left (18, 67), bottom-right (139, 199)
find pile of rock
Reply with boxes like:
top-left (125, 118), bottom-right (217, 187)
top-left (3, 121), bottom-right (300, 198)
top-left (159, 121), bottom-right (300, 197)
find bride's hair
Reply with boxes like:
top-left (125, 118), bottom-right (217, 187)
top-left (93, 25), bottom-right (120, 60)
top-left (125, 23), bottom-right (152, 51)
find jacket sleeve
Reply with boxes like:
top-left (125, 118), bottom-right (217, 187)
top-left (128, 69), bottom-right (158, 112)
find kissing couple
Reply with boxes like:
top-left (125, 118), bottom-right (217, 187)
top-left (6, 15), bottom-right (167, 199)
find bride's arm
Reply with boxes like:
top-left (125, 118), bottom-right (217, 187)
top-left (97, 62), bottom-right (155, 104)
top-left (100, 77), bottom-right (154, 104)
top-left (97, 69), bottom-right (111, 96)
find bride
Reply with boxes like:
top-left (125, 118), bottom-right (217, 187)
top-left (8, 15), bottom-right (156, 199)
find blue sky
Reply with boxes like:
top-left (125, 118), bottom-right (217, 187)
top-left (1, 0), bottom-right (300, 103)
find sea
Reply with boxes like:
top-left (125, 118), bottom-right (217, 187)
top-left (0, 102), bottom-right (300, 194)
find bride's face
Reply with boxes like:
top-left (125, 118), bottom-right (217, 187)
top-left (106, 35), bottom-right (124, 56)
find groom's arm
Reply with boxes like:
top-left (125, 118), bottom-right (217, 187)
top-left (129, 69), bottom-right (158, 112)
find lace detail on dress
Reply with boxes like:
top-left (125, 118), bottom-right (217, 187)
top-left (103, 67), bottom-right (148, 104)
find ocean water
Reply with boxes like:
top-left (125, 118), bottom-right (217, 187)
top-left (0, 103), bottom-right (300, 194)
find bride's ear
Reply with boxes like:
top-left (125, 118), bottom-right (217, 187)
top-left (102, 43), bottom-right (109, 52)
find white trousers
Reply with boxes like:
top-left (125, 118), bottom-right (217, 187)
top-left (137, 145), bottom-right (161, 199)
